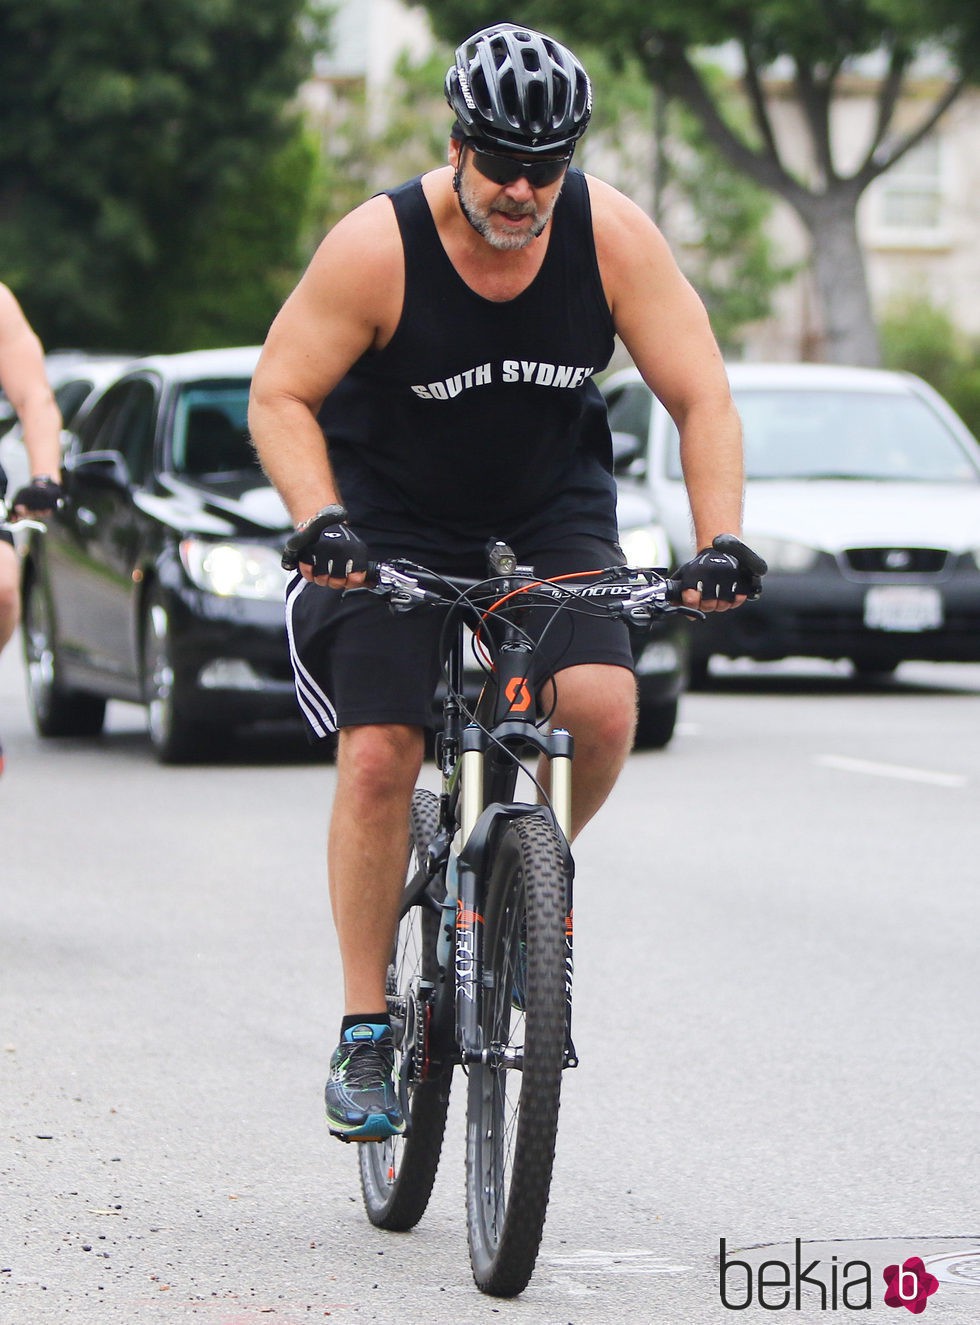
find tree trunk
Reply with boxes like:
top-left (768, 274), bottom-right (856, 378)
top-left (797, 191), bottom-right (881, 366)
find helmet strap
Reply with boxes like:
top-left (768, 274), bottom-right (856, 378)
top-left (451, 145), bottom-right (487, 236)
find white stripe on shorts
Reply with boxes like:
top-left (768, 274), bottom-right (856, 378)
top-left (285, 576), bottom-right (337, 736)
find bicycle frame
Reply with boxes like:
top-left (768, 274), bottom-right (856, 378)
top-left (414, 562), bottom-right (578, 1074)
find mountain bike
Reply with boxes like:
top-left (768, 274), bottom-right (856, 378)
top-left (347, 534), bottom-right (764, 1297)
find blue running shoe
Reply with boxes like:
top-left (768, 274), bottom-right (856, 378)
top-left (324, 1023), bottom-right (405, 1142)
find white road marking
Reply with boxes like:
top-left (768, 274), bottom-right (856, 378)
top-left (815, 754), bottom-right (967, 788)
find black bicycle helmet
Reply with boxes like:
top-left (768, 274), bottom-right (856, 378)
top-left (445, 24), bottom-right (592, 155)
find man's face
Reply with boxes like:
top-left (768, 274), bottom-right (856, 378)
top-left (451, 140), bottom-right (571, 251)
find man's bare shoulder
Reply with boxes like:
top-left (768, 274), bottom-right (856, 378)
top-left (584, 173), bottom-right (686, 308)
top-left (584, 174), bottom-right (664, 252)
top-left (310, 194), bottom-right (402, 283)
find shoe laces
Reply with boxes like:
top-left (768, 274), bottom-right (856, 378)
top-left (343, 1038), bottom-right (393, 1090)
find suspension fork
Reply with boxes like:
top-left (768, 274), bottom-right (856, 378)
top-left (484, 641), bottom-right (577, 1066)
top-left (454, 722), bottom-right (576, 1066)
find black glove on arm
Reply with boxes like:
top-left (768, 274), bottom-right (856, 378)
top-left (674, 535), bottom-right (768, 602)
top-left (675, 547), bottom-right (741, 602)
top-left (11, 475), bottom-right (64, 513)
top-left (307, 522), bottom-right (369, 579)
top-left (281, 503), bottom-right (369, 579)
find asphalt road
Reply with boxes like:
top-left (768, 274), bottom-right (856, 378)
top-left (2, 640), bottom-right (979, 1325)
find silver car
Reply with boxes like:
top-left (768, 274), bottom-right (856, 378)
top-left (602, 361), bottom-right (980, 680)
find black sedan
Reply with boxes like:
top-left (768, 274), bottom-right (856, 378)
top-left (21, 347), bottom-right (297, 761)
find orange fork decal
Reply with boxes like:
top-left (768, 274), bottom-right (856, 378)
top-left (504, 676), bottom-right (533, 713)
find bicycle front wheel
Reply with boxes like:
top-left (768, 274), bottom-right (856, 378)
top-left (465, 814), bottom-right (570, 1297)
top-left (359, 789), bottom-right (452, 1230)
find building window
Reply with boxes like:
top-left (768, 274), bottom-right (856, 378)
top-left (870, 135), bottom-right (947, 246)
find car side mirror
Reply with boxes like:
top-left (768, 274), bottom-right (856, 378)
top-left (611, 429), bottom-right (647, 479)
top-left (66, 449), bottom-right (132, 489)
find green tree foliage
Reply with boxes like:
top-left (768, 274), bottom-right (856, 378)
top-left (420, 1), bottom-right (980, 365)
top-left (671, 110), bottom-right (796, 356)
top-left (310, 48), bottom-right (451, 239)
top-left (310, 35), bottom-right (788, 352)
top-left (0, 0), bottom-right (324, 352)
top-left (880, 296), bottom-right (980, 438)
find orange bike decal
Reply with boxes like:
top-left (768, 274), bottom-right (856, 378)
top-left (456, 901), bottom-right (485, 928)
top-left (504, 676), bottom-right (533, 712)
top-left (565, 909), bottom-right (573, 938)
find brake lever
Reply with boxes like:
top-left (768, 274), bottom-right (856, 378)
top-left (363, 563), bottom-right (444, 612)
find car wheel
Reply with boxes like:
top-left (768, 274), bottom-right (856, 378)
top-left (634, 697), bottom-right (678, 750)
top-left (21, 577), bottom-right (107, 737)
top-left (142, 590), bottom-right (212, 763)
top-left (851, 657), bottom-right (899, 681)
top-left (687, 655), bottom-right (711, 689)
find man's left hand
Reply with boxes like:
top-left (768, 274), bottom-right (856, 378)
top-left (674, 536), bottom-right (767, 612)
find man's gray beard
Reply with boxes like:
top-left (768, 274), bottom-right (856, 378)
top-left (457, 174), bottom-right (560, 251)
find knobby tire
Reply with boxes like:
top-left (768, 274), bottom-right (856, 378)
top-left (358, 789), bottom-right (452, 1229)
top-left (465, 814), bottom-right (569, 1297)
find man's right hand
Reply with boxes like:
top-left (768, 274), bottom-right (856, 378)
top-left (11, 475), bottom-right (63, 516)
top-left (281, 505), bottom-right (370, 588)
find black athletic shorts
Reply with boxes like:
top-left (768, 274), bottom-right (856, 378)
top-left (285, 534), bottom-right (635, 737)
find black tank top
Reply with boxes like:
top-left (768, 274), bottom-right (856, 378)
top-left (319, 168), bottom-right (618, 560)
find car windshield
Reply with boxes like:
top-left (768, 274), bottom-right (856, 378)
top-left (665, 388), bottom-right (980, 483)
top-left (170, 382), bottom-right (259, 479)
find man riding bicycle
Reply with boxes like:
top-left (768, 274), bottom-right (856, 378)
top-left (249, 23), bottom-right (757, 1142)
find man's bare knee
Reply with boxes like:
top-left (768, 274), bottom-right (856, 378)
top-left (337, 724), bottom-right (424, 802)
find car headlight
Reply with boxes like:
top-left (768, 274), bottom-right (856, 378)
top-left (747, 535), bottom-right (819, 574)
top-left (620, 524), bottom-right (671, 569)
top-left (179, 538), bottom-right (287, 600)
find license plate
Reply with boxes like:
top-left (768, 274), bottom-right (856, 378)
top-left (864, 585), bottom-right (943, 632)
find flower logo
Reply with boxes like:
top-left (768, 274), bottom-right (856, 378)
top-left (883, 1257), bottom-right (940, 1313)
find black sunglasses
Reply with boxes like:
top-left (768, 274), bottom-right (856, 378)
top-left (467, 142), bottom-right (573, 188)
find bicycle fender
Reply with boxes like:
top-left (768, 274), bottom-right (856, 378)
top-left (458, 803), bottom-right (574, 882)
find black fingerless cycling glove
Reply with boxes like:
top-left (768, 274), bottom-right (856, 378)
top-left (675, 548), bottom-right (742, 602)
top-left (11, 476), bottom-right (64, 512)
top-left (281, 504), bottom-right (369, 578)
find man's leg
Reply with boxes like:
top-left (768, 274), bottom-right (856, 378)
top-left (323, 721), bottom-right (425, 1140)
top-left (541, 663), bottom-right (637, 839)
top-left (328, 722), bottom-right (426, 1013)
top-left (0, 542), bottom-right (19, 652)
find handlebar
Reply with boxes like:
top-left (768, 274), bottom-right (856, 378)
top-left (362, 559), bottom-right (698, 630)
top-left (361, 530), bottom-right (764, 626)
top-left (0, 498), bottom-right (46, 537)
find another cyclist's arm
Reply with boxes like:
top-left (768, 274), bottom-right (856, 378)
top-left (589, 179), bottom-right (745, 610)
top-left (248, 196), bottom-right (403, 588)
top-left (0, 284), bottom-right (63, 505)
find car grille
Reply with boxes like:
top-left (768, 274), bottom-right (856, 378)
top-left (842, 547), bottom-right (949, 575)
